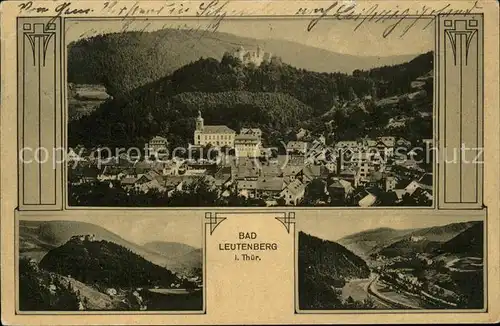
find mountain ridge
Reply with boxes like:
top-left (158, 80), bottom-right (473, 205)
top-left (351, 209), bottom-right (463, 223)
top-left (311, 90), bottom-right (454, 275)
top-left (19, 220), bottom-right (201, 276)
top-left (337, 221), bottom-right (481, 260)
top-left (39, 237), bottom-right (178, 288)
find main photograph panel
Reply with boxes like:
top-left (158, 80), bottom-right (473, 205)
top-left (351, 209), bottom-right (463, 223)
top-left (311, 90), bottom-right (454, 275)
top-left (65, 17), bottom-right (435, 208)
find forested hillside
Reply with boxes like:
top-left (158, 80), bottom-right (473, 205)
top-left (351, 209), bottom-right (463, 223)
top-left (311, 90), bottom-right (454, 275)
top-left (298, 231), bottom-right (372, 310)
top-left (39, 237), bottom-right (178, 288)
top-left (67, 28), bottom-right (418, 97)
top-left (69, 51), bottom-right (433, 150)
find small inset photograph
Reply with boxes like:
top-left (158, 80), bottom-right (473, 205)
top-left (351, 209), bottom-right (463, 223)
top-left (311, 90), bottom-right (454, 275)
top-left (297, 212), bottom-right (485, 311)
top-left (17, 213), bottom-right (203, 312)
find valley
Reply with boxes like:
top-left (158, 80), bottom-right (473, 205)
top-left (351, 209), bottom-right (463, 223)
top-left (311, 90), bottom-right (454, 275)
top-left (298, 221), bottom-right (484, 310)
top-left (18, 220), bottom-right (203, 311)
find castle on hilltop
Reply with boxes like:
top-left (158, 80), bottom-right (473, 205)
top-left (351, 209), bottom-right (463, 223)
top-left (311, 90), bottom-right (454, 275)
top-left (230, 46), bottom-right (271, 67)
top-left (71, 234), bottom-right (97, 242)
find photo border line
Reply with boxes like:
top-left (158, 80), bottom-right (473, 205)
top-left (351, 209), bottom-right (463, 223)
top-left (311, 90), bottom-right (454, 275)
top-left (14, 209), bottom-right (207, 315)
top-left (293, 207), bottom-right (489, 314)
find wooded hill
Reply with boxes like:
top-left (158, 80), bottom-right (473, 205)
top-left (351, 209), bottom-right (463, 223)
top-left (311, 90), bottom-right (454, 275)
top-left (298, 231), bottom-right (371, 309)
top-left (69, 49), bottom-right (433, 150)
top-left (67, 28), bottom-right (418, 97)
top-left (39, 237), bottom-right (178, 288)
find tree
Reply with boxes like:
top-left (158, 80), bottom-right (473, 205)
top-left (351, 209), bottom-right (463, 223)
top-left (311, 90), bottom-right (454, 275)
top-left (302, 179), bottom-right (328, 205)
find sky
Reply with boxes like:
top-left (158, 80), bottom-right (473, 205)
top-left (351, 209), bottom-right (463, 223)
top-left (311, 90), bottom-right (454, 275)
top-left (298, 210), bottom-right (485, 241)
top-left (21, 212), bottom-right (203, 248)
top-left (65, 16), bottom-right (434, 57)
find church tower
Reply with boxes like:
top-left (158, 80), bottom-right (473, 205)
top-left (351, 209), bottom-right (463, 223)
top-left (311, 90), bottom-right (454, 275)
top-left (196, 110), bottom-right (204, 131)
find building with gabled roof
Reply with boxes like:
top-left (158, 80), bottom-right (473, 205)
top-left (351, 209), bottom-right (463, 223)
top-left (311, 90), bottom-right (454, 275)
top-left (146, 136), bottom-right (169, 157)
top-left (240, 128), bottom-right (262, 139)
top-left (234, 134), bottom-right (261, 157)
top-left (286, 141), bottom-right (308, 154)
top-left (193, 111), bottom-right (236, 147)
top-left (256, 177), bottom-right (284, 198)
top-left (280, 179), bottom-right (306, 205)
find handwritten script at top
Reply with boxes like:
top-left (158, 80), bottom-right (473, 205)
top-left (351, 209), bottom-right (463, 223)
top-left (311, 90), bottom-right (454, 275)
top-left (17, 0), bottom-right (483, 38)
top-left (298, 1), bottom-right (483, 38)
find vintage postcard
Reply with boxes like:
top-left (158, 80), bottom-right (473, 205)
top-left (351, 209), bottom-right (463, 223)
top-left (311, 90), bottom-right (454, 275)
top-left (1, 0), bottom-right (499, 324)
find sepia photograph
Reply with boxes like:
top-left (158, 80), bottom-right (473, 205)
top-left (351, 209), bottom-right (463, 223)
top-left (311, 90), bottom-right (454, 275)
top-left (17, 213), bottom-right (204, 312)
top-left (297, 212), bottom-right (485, 311)
top-left (2, 0), bottom-right (498, 324)
top-left (66, 18), bottom-right (434, 208)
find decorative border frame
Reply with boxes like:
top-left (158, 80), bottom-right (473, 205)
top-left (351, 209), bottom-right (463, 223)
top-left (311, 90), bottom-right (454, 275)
top-left (438, 16), bottom-right (484, 209)
top-left (205, 211), bottom-right (295, 235)
top-left (13, 11), bottom-right (487, 317)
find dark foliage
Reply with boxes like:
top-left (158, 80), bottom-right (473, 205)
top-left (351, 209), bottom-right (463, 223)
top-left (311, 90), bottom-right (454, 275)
top-left (19, 258), bottom-right (80, 311)
top-left (39, 238), bottom-right (177, 288)
top-left (437, 222), bottom-right (484, 257)
top-left (69, 51), bottom-right (433, 150)
top-left (298, 231), bottom-right (372, 310)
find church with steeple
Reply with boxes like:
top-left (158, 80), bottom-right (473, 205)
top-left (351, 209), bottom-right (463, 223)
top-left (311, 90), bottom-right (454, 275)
top-left (193, 110), bottom-right (236, 147)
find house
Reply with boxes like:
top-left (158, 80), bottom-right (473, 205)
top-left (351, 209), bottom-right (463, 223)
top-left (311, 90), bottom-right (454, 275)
top-left (359, 138), bottom-right (378, 149)
top-left (405, 178), bottom-right (432, 196)
top-left (295, 128), bottom-right (310, 140)
top-left (335, 140), bottom-right (359, 152)
top-left (160, 176), bottom-right (185, 196)
top-left (259, 163), bottom-right (282, 178)
top-left (256, 177), bottom-right (284, 198)
top-left (237, 180), bottom-right (258, 198)
top-left (121, 173), bottom-right (164, 193)
top-left (234, 134), bottom-right (261, 157)
top-left (394, 189), bottom-right (407, 201)
top-left (352, 152), bottom-right (375, 184)
top-left (232, 159), bottom-right (260, 180)
top-left (280, 179), bottom-right (306, 205)
top-left (385, 175), bottom-right (397, 192)
top-left (305, 143), bottom-right (327, 164)
top-left (379, 136), bottom-right (396, 148)
top-left (299, 165), bottom-right (329, 184)
top-left (240, 128), bottom-right (262, 139)
top-left (161, 161), bottom-right (182, 176)
top-left (286, 141), bottom-right (308, 155)
top-left (358, 192), bottom-right (378, 207)
top-left (276, 154), bottom-right (305, 168)
top-left (120, 177), bottom-right (137, 191)
top-left (132, 160), bottom-right (156, 176)
top-left (97, 166), bottom-right (125, 181)
top-left (282, 165), bottom-right (303, 184)
top-left (146, 136), bottom-right (169, 157)
top-left (366, 171), bottom-right (384, 188)
top-left (339, 168), bottom-right (356, 184)
top-left (68, 164), bottom-right (99, 185)
top-left (410, 187), bottom-right (433, 202)
top-left (328, 179), bottom-right (347, 203)
top-left (214, 166), bottom-right (233, 187)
